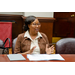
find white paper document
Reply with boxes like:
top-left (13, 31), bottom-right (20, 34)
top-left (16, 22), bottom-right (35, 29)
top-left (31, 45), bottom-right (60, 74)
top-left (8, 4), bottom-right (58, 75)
top-left (27, 54), bottom-right (65, 61)
top-left (7, 54), bottom-right (26, 61)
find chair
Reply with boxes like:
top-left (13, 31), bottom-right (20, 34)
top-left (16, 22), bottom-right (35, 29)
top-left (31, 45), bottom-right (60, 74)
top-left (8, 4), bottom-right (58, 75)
top-left (0, 39), bottom-right (3, 47)
top-left (56, 38), bottom-right (75, 54)
top-left (12, 38), bottom-right (17, 54)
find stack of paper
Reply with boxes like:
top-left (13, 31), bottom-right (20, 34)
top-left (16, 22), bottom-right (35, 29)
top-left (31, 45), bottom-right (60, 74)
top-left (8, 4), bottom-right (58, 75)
top-left (7, 54), bottom-right (26, 61)
top-left (27, 54), bottom-right (65, 61)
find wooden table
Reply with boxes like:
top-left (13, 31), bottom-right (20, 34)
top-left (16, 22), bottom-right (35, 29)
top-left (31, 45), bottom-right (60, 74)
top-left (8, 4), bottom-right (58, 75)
top-left (0, 54), bottom-right (75, 62)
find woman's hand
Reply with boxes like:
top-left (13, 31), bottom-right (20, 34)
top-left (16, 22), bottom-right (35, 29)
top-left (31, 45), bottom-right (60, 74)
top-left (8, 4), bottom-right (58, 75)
top-left (22, 46), bottom-right (36, 54)
top-left (46, 44), bottom-right (54, 54)
top-left (27, 46), bottom-right (36, 54)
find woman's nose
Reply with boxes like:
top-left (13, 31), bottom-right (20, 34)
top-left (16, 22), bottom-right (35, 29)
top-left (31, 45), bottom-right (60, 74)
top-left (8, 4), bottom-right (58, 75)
top-left (36, 25), bottom-right (39, 27)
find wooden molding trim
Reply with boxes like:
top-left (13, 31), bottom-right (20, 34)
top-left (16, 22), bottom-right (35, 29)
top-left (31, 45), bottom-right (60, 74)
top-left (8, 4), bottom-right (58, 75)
top-left (38, 17), bottom-right (55, 22)
top-left (22, 16), bottom-right (55, 22)
top-left (0, 14), bottom-right (23, 20)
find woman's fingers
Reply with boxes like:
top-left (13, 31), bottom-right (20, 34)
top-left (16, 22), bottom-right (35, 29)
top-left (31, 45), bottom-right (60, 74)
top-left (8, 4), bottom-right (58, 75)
top-left (50, 45), bottom-right (54, 48)
top-left (30, 46), bottom-right (36, 53)
top-left (49, 45), bottom-right (55, 54)
top-left (49, 45), bottom-right (54, 50)
top-left (31, 46), bottom-right (36, 51)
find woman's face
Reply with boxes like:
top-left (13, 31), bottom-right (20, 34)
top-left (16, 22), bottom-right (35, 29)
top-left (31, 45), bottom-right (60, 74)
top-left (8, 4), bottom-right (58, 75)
top-left (28, 19), bottom-right (41, 34)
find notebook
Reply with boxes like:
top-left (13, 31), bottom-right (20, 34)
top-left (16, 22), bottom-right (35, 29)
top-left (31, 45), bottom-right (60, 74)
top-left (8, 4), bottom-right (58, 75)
top-left (7, 54), bottom-right (26, 61)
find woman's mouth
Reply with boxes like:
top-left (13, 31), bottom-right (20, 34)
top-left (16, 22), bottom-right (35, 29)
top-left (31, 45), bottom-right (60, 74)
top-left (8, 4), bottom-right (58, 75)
top-left (35, 29), bottom-right (39, 32)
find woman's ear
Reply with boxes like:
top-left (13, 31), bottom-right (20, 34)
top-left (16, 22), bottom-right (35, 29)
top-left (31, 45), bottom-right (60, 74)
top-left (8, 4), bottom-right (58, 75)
top-left (28, 24), bottom-right (30, 29)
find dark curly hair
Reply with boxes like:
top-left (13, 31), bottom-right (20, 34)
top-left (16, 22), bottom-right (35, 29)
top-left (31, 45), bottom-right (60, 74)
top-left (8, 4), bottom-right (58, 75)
top-left (24, 16), bottom-right (36, 31)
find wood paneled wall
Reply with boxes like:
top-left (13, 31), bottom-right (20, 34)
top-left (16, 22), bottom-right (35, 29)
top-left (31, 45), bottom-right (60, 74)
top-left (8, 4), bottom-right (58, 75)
top-left (0, 14), bottom-right (24, 39)
top-left (0, 15), bottom-right (55, 43)
top-left (53, 12), bottom-right (75, 37)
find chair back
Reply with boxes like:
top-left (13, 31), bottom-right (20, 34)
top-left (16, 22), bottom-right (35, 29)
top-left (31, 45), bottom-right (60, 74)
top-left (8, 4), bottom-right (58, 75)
top-left (0, 39), bottom-right (3, 47)
top-left (12, 38), bottom-right (17, 54)
top-left (56, 38), bottom-right (75, 54)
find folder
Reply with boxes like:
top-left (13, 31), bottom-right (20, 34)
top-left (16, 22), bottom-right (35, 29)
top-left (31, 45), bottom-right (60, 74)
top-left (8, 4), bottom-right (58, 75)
top-left (27, 54), bottom-right (65, 61)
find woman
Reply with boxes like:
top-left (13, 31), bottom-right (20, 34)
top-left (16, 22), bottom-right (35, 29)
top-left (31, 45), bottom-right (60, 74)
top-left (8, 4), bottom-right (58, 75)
top-left (14, 16), bottom-right (54, 54)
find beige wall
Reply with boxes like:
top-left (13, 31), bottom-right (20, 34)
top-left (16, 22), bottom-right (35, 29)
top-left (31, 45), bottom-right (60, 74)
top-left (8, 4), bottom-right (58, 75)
top-left (24, 12), bottom-right (54, 17)
top-left (0, 12), bottom-right (24, 15)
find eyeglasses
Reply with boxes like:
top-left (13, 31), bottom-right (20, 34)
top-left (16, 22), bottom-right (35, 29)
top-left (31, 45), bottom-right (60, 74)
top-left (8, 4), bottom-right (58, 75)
top-left (31, 23), bottom-right (41, 26)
